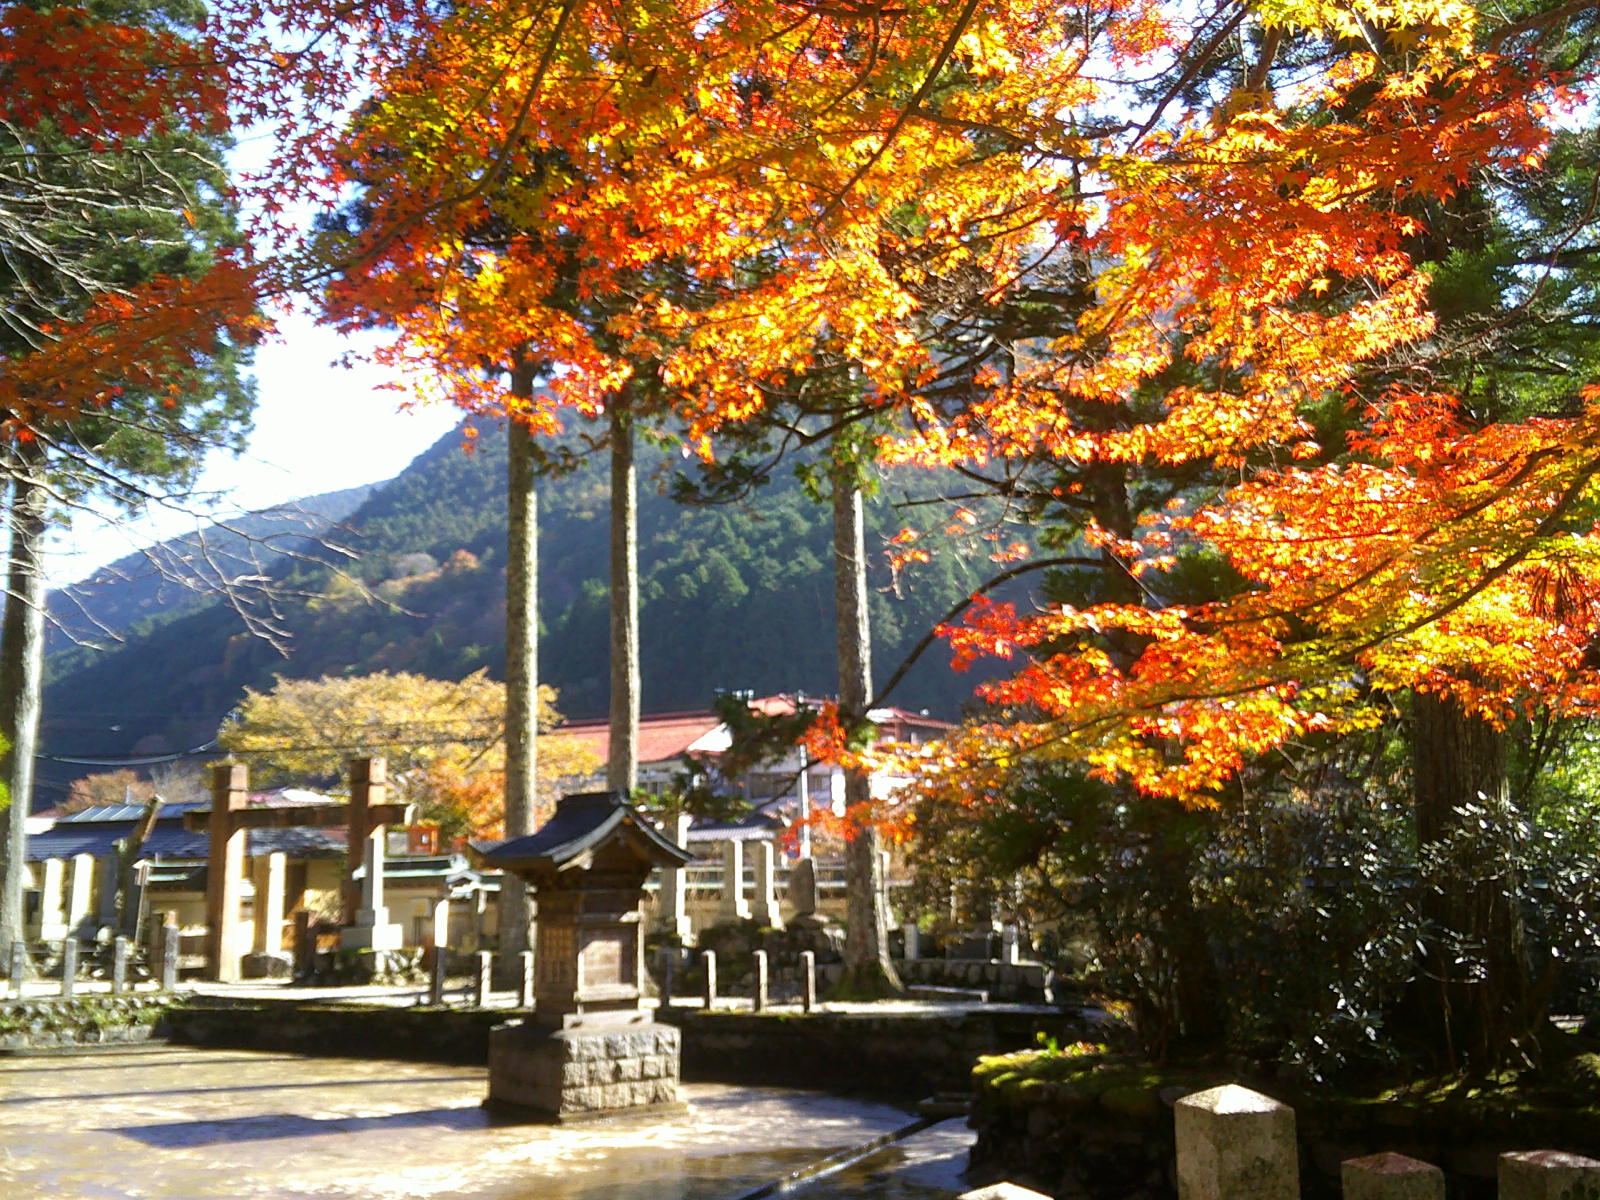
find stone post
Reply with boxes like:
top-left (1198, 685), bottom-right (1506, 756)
top-left (657, 812), bottom-right (693, 939)
top-left (111, 935), bottom-right (129, 996)
top-left (59, 938), bottom-right (78, 999)
top-left (1174, 1084), bottom-right (1297, 1200)
top-left (1000, 924), bottom-right (1020, 965)
top-left (702, 949), bottom-right (717, 1010)
top-left (800, 949), bottom-right (816, 1013)
top-left (160, 915), bottom-right (179, 991)
top-left (796, 765), bottom-right (813, 860)
top-left (750, 841), bottom-right (783, 928)
top-left (1500, 1150), bottom-right (1600, 1200)
top-left (518, 950), bottom-right (535, 1009)
top-left (430, 897), bottom-right (450, 953)
top-left (659, 947), bottom-right (675, 1007)
top-left (1342, 1153), bottom-right (1444, 1200)
top-left (292, 909), bottom-right (315, 978)
top-left (66, 854), bottom-right (95, 936)
top-left (428, 941), bottom-right (447, 1006)
top-left (252, 852), bottom-right (287, 955)
top-left (38, 857), bottom-right (67, 939)
top-left (475, 950), bottom-right (493, 1006)
top-left (902, 921), bottom-right (921, 962)
top-left (96, 854), bottom-right (120, 930)
top-left (204, 763), bottom-right (249, 982)
top-left (753, 948), bottom-right (768, 1012)
top-left (718, 840), bottom-right (750, 921)
top-left (9, 939), bottom-right (25, 997)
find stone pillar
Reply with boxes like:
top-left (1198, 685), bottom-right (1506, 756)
top-left (718, 840), bottom-right (750, 921)
top-left (475, 950), bottom-right (493, 1006)
top-left (753, 949), bottom-right (768, 1012)
top-left (902, 921), bottom-right (921, 961)
top-left (204, 763), bottom-right (249, 982)
top-left (430, 897), bottom-right (451, 952)
top-left (38, 857), bottom-right (67, 939)
top-left (159, 915), bottom-right (179, 991)
top-left (66, 854), bottom-right (95, 936)
top-left (518, 950), bottom-right (535, 1009)
top-left (96, 854), bottom-right (120, 930)
top-left (428, 942), bottom-right (447, 1006)
top-left (1500, 1150), bottom-right (1600, 1200)
top-left (800, 949), bottom-right (816, 1013)
top-left (749, 841), bottom-right (783, 928)
top-left (1342, 1153), bottom-right (1444, 1200)
top-left (796, 765), bottom-right (813, 860)
top-left (1174, 1084), bottom-right (1297, 1200)
top-left (111, 936), bottom-right (129, 996)
top-left (341, 758), bottom-right (403, 951)
top-left (702, 949), bottom-right (717, 1010)
top-left (292, 909), bottom-right (315, 978)
top-left (1001, 924), bottom-right (1020, 965)
top-left (59, 938), bottom-right (78, 999)
top-left (656, 813), bottom-right (693, 939)
top-left (252, 852), bottom-right (287, 954)
top-left (659, 947), bottom-right (675, 1007)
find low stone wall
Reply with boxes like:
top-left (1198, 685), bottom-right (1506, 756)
top-left (0, 995), bottom-right (172, 1051)
top-left (167, 997), bottom-right (1091, 1099)
top-left (166, 998), bottom-right (508, 1064)
top-left (661, 1008), bottom-right (1095, 1097)
top-left (967, 1049), bottom-right (1600, 1200)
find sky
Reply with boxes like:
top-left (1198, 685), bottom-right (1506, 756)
top-left (44, 312), bottom-right (463, 587)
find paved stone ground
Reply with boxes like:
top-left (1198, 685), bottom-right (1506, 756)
top-left (0, 1044), bottom-right (972, 1200)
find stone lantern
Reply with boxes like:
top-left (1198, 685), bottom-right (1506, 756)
top-left (477, 791), bottom-right (692, 1120)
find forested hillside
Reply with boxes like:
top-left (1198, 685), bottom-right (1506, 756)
top-left (38, 423), bottom-right (1022, 801)
top-left (46, 485), bottom-right (373, 654)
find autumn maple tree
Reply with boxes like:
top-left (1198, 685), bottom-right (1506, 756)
top-left (208, 0), bottom-right (1598, 1058)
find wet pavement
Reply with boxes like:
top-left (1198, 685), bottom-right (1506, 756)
top-left (0, 1045), bottom-right (973, 1200)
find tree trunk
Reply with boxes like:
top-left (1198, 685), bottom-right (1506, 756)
top-left (497, 363), bottom-right (539, 987)
top-left (1410, 690), bottom-right (1533, 1069)
top-left (607, 400), bottom-right (639, 794)
top-left (0, 447), bottom-right (47, 966)
top-left (828, 465), bottom-right (902, 999)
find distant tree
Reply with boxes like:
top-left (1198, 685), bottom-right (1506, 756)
top-left (216, 670), bottom-right (597, 837)
top-left (61, 769), bottom-right (154, 814)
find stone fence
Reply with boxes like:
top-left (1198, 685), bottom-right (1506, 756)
top-left (972, 1083), bottom-right (1600, 1200)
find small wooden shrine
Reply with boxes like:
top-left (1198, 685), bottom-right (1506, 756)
top-left (477, 791), bottom-right (692, 1119)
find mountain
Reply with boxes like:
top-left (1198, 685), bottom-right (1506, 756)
top-left (39, 423), bottom-right (1022, 803)
top-left (47, 485), bottom-right (374, 654)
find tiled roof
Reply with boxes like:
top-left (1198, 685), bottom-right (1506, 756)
top-left (548, 711), bottom-right (725, 766)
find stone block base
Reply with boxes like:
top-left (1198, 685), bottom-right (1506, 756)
top-left (241, 951), bottom-right (293, 980)
top-left (339, 923), bottom-right (404, 952)
top-left (487, 1020), bottom-right (683, 1122)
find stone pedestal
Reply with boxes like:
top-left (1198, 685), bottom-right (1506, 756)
top-left (340, 826), bottom-right (403, 951)
top-left (486, 1018), bottom-right (684, 1122)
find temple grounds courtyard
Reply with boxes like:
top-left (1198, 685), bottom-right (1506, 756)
top-left (0, 1044), bottom-right (972, 1199)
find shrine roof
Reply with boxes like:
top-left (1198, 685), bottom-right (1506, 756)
top-left (479, 792), bottom-right (693, 871)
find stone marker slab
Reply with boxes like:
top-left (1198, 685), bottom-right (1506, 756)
top-left (1342, 1151), bottom-right (1445, 1200)
top-left (1175, 1083), bottom-right (1298, 1200)
top-left (1500, 1149), bottom-right (1600, 1200)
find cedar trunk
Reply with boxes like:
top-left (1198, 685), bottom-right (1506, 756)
top-left (497, 367), bottom-right (539, 985)
top-left (1410, 691), bottom-right (1535, 1069)
top-left (0, 451), bottom-right (46, 965)
top-left (607, 402), bottom-right (639, 794)
top-left (829, 467), bottom-right (902, 999)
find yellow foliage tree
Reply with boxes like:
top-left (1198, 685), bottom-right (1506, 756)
top-left (216, 670), bottom-right (598, 838)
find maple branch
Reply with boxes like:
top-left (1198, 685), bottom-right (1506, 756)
top-left (815, 0), bottom-right (982, 226)
top-left (868, 554), bottom-right (1104, 710)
